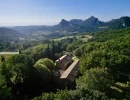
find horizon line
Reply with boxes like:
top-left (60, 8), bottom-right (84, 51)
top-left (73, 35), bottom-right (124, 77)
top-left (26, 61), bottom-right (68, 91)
top-left (0, 15), bottom-right (129, 27)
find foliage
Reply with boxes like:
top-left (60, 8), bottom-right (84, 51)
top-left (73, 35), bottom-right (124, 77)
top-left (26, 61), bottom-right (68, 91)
top-left (66, 40), bottom-right (84, 52)
top-left (76, 68), bottom-right (112, 93)
top-left (92, 27), bottom-right (130, 42)
top-left (0, 74), bottom-right (11, 100)
top-left (23, 44), bottom-right (48, 61)
top-left (35, 58), bottom-right (55, 70)
top-left (80, 34), bottom-right (130, 82)
top-left (126, 76), bottom-right (130, 99)
top-left (32, 68), bottom-right (114, 100)
top-left (0, 54), bottom-right (35, 99)
top-left (32, 89), bottom-right (114, 100)
top-left (0, 27), bottom-right (23, 43)
top-left (1, 25), bottom-right (130, 99)
top-left (34, 63), bottom-right (51, 83)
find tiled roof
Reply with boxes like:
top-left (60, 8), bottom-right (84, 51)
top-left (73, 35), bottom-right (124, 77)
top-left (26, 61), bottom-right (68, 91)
top-left (55, 55), bottom-right (72, 70)
top-left (59, 70), bottom-right (65, 76)
top-left (55, 55), bottom-right (67, 62)
top-left (60, 60), bottom-right (79, 79)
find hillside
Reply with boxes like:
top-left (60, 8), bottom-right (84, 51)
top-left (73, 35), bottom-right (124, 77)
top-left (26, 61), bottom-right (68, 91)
top-left (82, 16), bottom-right (104, 27)
top-left (31, 26), bottom-right (130, 100)
top-left (106, 16), bottom-right (130, 29)
top-left (1, 16), bottom-right (130, 42)
top-left (13, 25), bottom-right (51, 35)
top-left (70, 19), bottom-right (83, 25)
top-left (11, 16), bottom-right (130, 37)
top-left (91, 27), bottom-right (130, 42)
top-left (0, 27), bottom-right (24, 42)
top-left (1, 26), bottom-right (130, 100)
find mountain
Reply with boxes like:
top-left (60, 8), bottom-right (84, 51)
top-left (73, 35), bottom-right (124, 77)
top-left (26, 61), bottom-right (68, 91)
top-left (0, 27), bottom-right (24, 42)
top-left (58, 19), bottom-right (72, 28)
top-left (11, 16), bottom-right (130, 36)
top-left (82, 16), bottom-right (104, 27)
top-left (70, 19), bottom-right (83, 25)
top-left (13, 25), bottom-right (50, 35)
top-left (104, 16), bottom-right (130, 29)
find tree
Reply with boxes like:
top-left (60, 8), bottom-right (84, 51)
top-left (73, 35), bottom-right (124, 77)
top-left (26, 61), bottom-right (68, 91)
top-left (76, 68), bottom-right (112, 93)
top-left (23, 44), bottom-right (48, 61)
top-left (52, 40), bottom-right (55, 56)
top-left (34, 63), bottom-right (51, 83)
top-left (126, 76), bottom-right (130, 99)
top-left (0, 56), bottom-right (5, 62)
top-left (0, 74), bottom-right (11, 100)
top-left (35, 58), bottom-right (55, 71)
top-left (1, 54), bottom-right (34, 99)
top-left (32, 88), bottom-right (112, 100)
top-left (73, 48), bottom-right (81, 57)
top-left (47, 42), bottom-right (50, 58)
top-left (7, 55), bottom-right (34, 82)
top-left (19, 49), bottom-right (22, 54)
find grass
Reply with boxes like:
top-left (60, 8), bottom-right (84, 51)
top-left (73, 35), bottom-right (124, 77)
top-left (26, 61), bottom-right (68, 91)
top-left (53, 35), bottom-right (92, 42)
top-left (53, 36), bottom-right (74, 41)
top-left (72, 56), bottom-right (79, 61)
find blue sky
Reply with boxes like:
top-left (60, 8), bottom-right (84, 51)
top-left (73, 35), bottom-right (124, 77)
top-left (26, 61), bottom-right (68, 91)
top-left (0, 0), bottom-right (130, 26)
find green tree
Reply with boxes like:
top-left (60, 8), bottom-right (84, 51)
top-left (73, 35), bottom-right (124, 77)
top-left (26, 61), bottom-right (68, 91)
top-left (34, 62), bottom-right (51, 84)
top-left (76, 68), bottom-right (112, 93)
top-left (47, 42), bottom-right (50, 58)
top-left (0, 56), bottom-right (5, 62)
top-left (126, 76), bottom-right (130, 99)
top-left (32, 88), bottom-right (112, 100)
top-left (0, 74), bottom-right (11, 100)
top-left (7, 54), bottom-right (34, 83)
top-left (1, 54), bottom-right (34, 99)
top-left (35, 58), bottom-right (55, 70)
top-left (52, 40), bottom-right (55, 56)
top-left (23, 44), bottom-right (48, 61)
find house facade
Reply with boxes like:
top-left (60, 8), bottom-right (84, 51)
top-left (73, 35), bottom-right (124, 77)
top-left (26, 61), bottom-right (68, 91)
top-left (55, 55), bottom-right (72, 70)
top-left (55, 55), bottom-right (79, 88)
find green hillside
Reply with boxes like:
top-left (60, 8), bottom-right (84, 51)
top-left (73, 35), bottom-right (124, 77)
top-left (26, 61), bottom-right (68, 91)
top-left (0, 27), bottom-right (130, 100)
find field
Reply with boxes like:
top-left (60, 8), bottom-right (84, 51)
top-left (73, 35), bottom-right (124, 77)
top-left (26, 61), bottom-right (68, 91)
top-left (53, 35), bottom-right (92, 42)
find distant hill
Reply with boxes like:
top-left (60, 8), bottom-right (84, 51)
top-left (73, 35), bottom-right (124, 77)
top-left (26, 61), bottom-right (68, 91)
top-left (82, 16), bottom-right (104, 27)
top-left (70, 19), bottom-right (83, 25)
top-left (13, 25), bottom-right (50, 35)
top-left (1, 16), bottom-right (130, 42)
top-left (92, 26), bottom-right (130, 42)
top-left (104, 16), bottom-right (130, 29)
top-left (58, 19), bottom-right (72, 28)
top-left (0, 27), bottom-right (24, 42)
top-left (11, 16), bottom-right (130, 36)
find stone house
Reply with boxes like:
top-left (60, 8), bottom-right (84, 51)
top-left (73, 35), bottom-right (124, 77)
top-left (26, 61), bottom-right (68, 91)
top-left (55, 55), bottom-right (79, 88)
top-left (55, 55), bottom-right (72, 70)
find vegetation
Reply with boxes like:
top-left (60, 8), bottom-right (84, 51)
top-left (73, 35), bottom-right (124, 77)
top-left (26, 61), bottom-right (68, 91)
top-left (1, 25), bottom-right (130, 99)
top-left (32, 27), bottom-right (130, 100)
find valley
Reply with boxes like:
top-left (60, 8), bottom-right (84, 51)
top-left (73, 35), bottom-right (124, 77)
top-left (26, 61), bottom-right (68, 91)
top-left (1, 0), bottom-right (130, 99)
top-left (1, 16), bottom-right (130, 42)
top-left (0, 16), bottom-right (130, 100)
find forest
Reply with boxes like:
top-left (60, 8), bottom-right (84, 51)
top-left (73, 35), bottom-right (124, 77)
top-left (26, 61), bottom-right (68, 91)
top-left (0, 27), bottom-right (130, 100)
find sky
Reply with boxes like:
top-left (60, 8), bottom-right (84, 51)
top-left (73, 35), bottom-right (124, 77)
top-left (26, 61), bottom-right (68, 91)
top-left (0, 0), bottom-right (130, 26)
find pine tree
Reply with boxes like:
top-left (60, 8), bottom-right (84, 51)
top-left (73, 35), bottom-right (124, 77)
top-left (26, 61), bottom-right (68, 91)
top-left (47, 41), bottom-right (50, 57)
top-left (52, 40), bottom-right (55, 55)
top-left (1, 56), bottom-right (5, 62)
